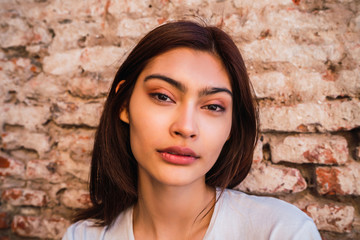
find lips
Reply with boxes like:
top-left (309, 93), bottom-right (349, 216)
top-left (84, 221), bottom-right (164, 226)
top-left (157, 146), bottom-right (200, 165)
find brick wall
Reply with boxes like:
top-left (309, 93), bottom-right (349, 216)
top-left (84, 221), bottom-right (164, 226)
top-left (0, 0), bottom-right (359, 239)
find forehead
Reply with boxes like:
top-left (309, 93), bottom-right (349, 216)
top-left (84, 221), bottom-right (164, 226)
top-left (140, 48), bottom-right (231, 89)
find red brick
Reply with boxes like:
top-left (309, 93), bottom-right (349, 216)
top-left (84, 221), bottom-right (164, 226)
top-left (304, 203), bottom-right (354, 233)
top-left (271, 135), bottom-right (348, 164)
top-left (21, 73), bottom-right (67, 101)
top-left (242, 6), bottom-right (351, 65)
top-left (11, 215), bottom-right (69, 239)
top-left (0, 104), bottom-right (50, 131)
top-left (0, 178), bottom-right (26, 190)
top-left (1, 131), bottom-right (51, 157)
top-left (116, 18), bottom-right (159, 38)
top-left (0, 58), bottom-right (41, 101)
top-left (242, 36), bottom-right (334, 69)
top-left (51, 99), bottom-right (104, 127)
top-left (0, 155), bottom-right (25, 178)
top-left (26, 160), bottom-right (63, 183)
top-left (250, 71), bottom-right (290, 99)
top-left (261, 100), bottom-right (360, 132)
top-left (67, 75), bottom-right (110, 98)
top-left (233, 0), bottom-right (293, 9)
top-left (251, 68), bottom-right (358, 103)
top-left (48, 19), bottom-right (104, 52)
top-left (316, 162), bottom-right (360, 195)
top-left (0, 12), bottom-right (51, 48)
top-left (236, 163), bottom-right (307, 194)
top-left (0, 1), bottom-right (358, 240)
top-left (2, 188), bottom-right (47, 207)
top-left (61, 189), bottom-right (92, 209)
top-left (57, 129), bottom-right (95, 163)
top-left (0, 157), bottom-right (10, 168)
top-left (29, 0), bottom-right (106, 20)
top-left (252, 139), bottom-right (263, 164)
top-left (108, 0), bottom-right (153, 16)
top-left (59, 156), bottom-right (90, 182)
top-left (43, 46), bottom-right (125, 75)
top-left (0, 212), bottom-right (10, 229)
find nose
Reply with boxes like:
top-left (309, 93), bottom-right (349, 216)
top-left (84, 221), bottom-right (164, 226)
top-left (170, 104), bottom-right (199, 140)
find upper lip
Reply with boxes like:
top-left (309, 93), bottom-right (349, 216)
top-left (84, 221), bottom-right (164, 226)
top-left (157, 146), bottom-right (200, 158)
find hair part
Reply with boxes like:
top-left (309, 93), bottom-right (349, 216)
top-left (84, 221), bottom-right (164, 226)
top-left (73, 20), bottom-right (259, 226)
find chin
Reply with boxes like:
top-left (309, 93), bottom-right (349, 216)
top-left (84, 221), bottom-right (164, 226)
top-left (138, 161), bottom-right (209, 188)
top-left (154, 170), bottom-right (206, 187)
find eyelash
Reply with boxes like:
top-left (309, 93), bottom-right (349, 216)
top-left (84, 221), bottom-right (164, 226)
top-left (201, 104), bottom-right (225, 112)
top-left (149, 92), bottom-right (226, 113)
top-left (150, 93), bottom-right (174, 103)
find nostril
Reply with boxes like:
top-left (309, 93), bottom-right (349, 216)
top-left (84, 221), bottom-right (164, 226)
top-left (173, 131), bottom-right (196, 138)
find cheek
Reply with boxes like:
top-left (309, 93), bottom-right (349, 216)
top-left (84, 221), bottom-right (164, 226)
top-left (128, 96), bottom-right (169, 155)
top-left (130, 104), bottom-right (169, 138)
top-left (200, 116), bottom-right (232, 161)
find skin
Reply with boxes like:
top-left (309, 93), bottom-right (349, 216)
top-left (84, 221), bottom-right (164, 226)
top-left (120, 48), bottom-right (233, 240)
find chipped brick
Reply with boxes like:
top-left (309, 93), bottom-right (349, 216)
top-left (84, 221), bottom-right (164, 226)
top-left (253, 139), bottom-right (263, 164)
top-left (20, 73), bottom-right (67, 102)
top-left (0, 104), bottom-right (50, 131)
top-left (0, 154), bottom-right (25, 178)
top-left (67, 74), bottom-right (111, 98)
top-left (260, 101), bottom-right (360, 132)
top-left (26, 160), bottom-right (63, 183)
top-left (251, 69), bottom-right (359, 103)
top-left (56, 129), bottom-right (95, 163)
top-left (2, 188), bottom-right (47, 207)
top-left (11, 215), bottom-right (69, 239)
top-left (236, 163), bottom-right (307, 194)
top-left (0, 12), bottom-right (51, 48)
top-left (51, 99), bottom-right (104, 127)
top-left (1, 131), bottom-right (51, 157)
top-left (43, 46), bottom-right (125, 75)
top-left (316, 162), bottom-right (360, 195)
top-left (305, 203), bottom-right (354, 233)
top-left (271, 135), bottom-right (348, 164)
top-left (117, 18), bottom-right (159, 38)
top-left (61, 189), bottom-right (92, 209)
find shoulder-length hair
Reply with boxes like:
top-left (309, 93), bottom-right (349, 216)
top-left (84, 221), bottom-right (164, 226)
top-left (74, 20), bottom-right (259, 226)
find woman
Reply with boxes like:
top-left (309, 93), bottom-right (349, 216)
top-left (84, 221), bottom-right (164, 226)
top-left (63, 21), bottom-right (321, 239)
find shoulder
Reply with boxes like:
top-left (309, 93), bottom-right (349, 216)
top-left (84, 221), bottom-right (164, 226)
top-left (221, 188), bottom-right (303, 216)
top-left (62, 220), bottom-right (106, 240)
top-left (212, 189), bottom-right (321, 239)
top-left (62, 207), bottom-right (134, 240)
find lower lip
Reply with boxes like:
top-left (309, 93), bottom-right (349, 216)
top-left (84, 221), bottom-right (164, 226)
top-left (158, 152), bottom-right (198, 165)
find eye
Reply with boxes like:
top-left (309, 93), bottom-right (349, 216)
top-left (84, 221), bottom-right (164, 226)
top-left (150, 93), bottom-right (174, 103)
top-left (202, 104), bottom-right (225, 112)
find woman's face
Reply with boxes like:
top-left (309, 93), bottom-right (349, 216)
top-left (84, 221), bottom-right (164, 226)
top-left (123, 47), bottom-right (233, 187)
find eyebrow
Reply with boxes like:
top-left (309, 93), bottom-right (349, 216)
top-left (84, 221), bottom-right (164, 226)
top-left (144, 74), bottom-right (233, 98)
top-left (199, 87), bottom-right (233, 98)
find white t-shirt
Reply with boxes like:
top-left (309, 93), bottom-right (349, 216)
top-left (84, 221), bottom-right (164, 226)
top-left (63, 189), bottom-right (321, 240)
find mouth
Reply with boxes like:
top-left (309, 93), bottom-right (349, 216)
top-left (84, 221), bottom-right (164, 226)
top-left (157, 146), bottom-right (200, 165)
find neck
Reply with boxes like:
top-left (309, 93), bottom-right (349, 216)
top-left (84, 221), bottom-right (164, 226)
top-left (133, 169), bottom-right (216, 240)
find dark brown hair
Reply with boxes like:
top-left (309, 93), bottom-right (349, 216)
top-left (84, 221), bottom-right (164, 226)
top-left (74, 20), bottom-right (259, 226)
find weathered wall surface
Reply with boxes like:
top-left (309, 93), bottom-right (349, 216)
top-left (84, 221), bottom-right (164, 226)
top-left (0, 0), bottom-right (359, 239)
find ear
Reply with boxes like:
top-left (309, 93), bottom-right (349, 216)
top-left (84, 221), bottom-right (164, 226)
top-left (120, 107), bottom-right (129, 124)
top-left (115, 80), bottom-right (125, 93)
top-left (116, 80), bottom-right (130, 124)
